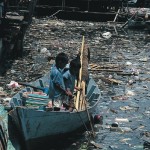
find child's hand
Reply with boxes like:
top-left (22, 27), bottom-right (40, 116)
top-left (47, 101), bottom-right (53, 108)
top-left (65, 90), bottom-right (73, 97)
top-left (75, 86), bottom-right (82, 91)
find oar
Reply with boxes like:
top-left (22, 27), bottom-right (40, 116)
top-left (18, 82), bottom-right (46, 91)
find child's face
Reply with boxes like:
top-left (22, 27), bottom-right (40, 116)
top-left (58, 61), bottom-right (67, 69)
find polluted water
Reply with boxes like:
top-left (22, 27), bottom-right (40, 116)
top-left (0, 17), bottom-right (150, 149)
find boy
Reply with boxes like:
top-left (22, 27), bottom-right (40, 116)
top-left (48, 52), bottom-right (72, 107)
top-left (63, 58), bottom-right (81, 94)
top-left (63, 58), bottom-right (81, 110)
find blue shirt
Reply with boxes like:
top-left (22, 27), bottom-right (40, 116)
top-left (49, 65), bottom-right (66, 100)
top-left (63, 70), bottom-right (76, 93)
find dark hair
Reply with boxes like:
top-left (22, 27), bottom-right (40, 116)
top-left (55, 52), bottom-right (68, 68)
top-left (70, 59), bottom-right (81, 69)
top-left (70, 58), bottom-right (81, 76)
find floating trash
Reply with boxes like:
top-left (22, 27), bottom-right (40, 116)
top-left (125, 61), bottom-right (132, 66)
top-left (115, 118), bottom-right (130, 122)
top-left (7, 81), bottom-right (21, 89)
top-left (102, 32), bottom-right (112, 39)
top-left (111, 95), bottom-right (128, 100)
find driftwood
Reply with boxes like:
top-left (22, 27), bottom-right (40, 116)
top-left (117, 72), bottom-right (136, 76)
top-left (100, 77), bottom-right (122, 84)
top-left (90, 141), bottom-right (102, 149)
top-left (89, 63), bottom-right (123, 74)
top-left (90, 69), bottom-right (123, 72)
top-left (89, 63), bottom-right (121, 69)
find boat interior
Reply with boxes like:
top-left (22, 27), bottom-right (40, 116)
top-left (10, 74), bottom-right (101, 111)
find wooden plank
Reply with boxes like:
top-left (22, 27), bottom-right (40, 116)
top-left (90, 68), bottom-right (123, 72)
top-left (89, 63), bottom-right (120, 69)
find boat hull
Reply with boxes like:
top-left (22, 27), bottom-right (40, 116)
top-left (9, 104), bottom-right (96, 148)
top-left (8, 74), bottom-right (101, 149)
top-left (128, 17), bottom-right (146, 29)
top-left (145, 21), bottom-right (150, 31)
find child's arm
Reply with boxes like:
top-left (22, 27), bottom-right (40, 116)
top-left (74, 86), bottom-right (82, 91)
top-left (55, 83), bottom-right (73, 97)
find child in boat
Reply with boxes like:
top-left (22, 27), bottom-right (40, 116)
top-left (48, 52), bottom-right (72, 107)
top-left (63, 58), bottom-right (81, 108)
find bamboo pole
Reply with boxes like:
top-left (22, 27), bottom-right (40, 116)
top-left (79, 81), bottom-right (86, 110)
top-left (75, 37), bottom-right (95, 137)
top-left (113, 9), bottom-right (120, 22)
top-left (75, 36), bottom-right (85, 110)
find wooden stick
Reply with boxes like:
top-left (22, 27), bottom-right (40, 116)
top-left (121, 11), bottom-right (138, 28)
top-left (75, 36), bottom-right (85, 110)
top-left (79, 81), bottom-right (86, 110)
top-left (84, 95), bottom-right (95, 138)
top-left (74, 38), bottom-right (95, 136)
top-left (113, 9), bottom-right (120, 22)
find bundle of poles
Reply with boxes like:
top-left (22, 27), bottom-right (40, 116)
top-left (75, 36), bottom-right (89, 111)
top-left (75, 36), bottom-right (95, 137)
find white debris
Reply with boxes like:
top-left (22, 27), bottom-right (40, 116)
top-left (115, 118), bottom-right (129, 122)
top-left (0, 87), bottom-right (3, 91)
top-left (125, 61), bottom-right (132, 66)
top-left (102, 32), bottom-right (112, 39)
top-left (10, 70), bottom-right (16, 74)
top-left (40, 47), bottom-right (48, 53)
top-left (7, 81), bottom-right (21, 88)
top-left (2, 97), bottom-right (11, 102)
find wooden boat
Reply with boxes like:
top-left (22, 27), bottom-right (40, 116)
top-left (0, 120), bottom-right (7, 150)
top-left (145, 21), bottom-right (150, 31)
top-left (8, 72), bottom-right (101, 149)
top-left (0, 105), bottom-right (8, 150)
top-left (128, 17), bottom-right (146, 29)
